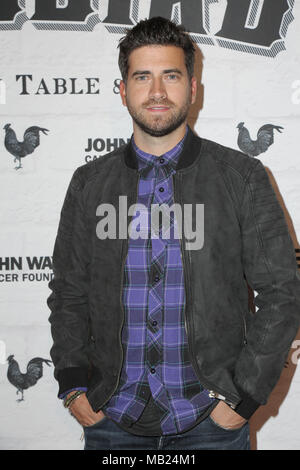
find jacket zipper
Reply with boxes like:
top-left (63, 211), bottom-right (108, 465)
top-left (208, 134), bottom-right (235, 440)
top-left (242, 313), bottom-right (247, 345)
top-left (237, 306), bottom-right (247, 346)
top-left (95, 172), bottom-right (141, 410)
top-left (173, 173), bottom-right (241, 406)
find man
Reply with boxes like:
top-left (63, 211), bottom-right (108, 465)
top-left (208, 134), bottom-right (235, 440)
top-left (47, 17), bottom-right (300, 450)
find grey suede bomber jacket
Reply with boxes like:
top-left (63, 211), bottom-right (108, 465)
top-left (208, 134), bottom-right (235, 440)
top-left (47, 126), bottom-right (300, 420)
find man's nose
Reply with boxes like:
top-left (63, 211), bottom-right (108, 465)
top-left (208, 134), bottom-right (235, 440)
top-left (149, 77), bottom-right (167, 100)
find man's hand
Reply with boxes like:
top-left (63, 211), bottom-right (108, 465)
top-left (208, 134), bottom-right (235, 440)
top-left (210, 400), bottom-right (247, 430)
top-left (66, 391), bottom-right (105, 427)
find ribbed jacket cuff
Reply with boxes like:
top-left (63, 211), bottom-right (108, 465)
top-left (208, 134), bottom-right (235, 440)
top-left (57, 367), bottom-right (89, 398)
top-left (234, 384), bottom-right (261, 420)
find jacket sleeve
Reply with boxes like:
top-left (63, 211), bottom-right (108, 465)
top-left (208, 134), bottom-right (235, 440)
top-left (233, 159), bottom-right (300, 419)
top-left (58, 387), bottom-right (88, 400)
top-left (47, 168), bottom-right (92, 397)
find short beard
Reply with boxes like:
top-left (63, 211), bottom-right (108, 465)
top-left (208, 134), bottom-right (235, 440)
top-left (126, 97), bottom-right (191, 138)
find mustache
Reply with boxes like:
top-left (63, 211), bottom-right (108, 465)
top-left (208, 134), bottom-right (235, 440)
top-left (143, 99), bottom-right (174, 108)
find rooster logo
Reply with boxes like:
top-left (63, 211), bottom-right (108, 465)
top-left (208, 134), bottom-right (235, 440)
top-left (3, 123), bottom-right (49, 170)
top-left (7, 355), bottom-right (52, 402)
top-left (237, 122), bottom-right (283, 157)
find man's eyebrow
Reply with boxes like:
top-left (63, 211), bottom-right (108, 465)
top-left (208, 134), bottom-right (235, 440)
top-left (131, 70), bottom-right (151, 77)
top-left (163, 68), bottom-right (183, 75)
top-left (131, 68), bottom-right (183, 78)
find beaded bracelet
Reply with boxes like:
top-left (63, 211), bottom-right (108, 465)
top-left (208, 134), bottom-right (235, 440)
top-left (64, 390), bottom-right (84, 408)
top-left (64, 390), bottom-right (85, 409)
top-left (67, 392), bottom-right (85, 411)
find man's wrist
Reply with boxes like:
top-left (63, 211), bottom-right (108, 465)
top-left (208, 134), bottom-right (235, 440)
top-left (64, 390), bottom-right (86, 408)
top-left (66, 390), bottom-right (83, 399)
top-left (58, 386), bottom-right (88, 400)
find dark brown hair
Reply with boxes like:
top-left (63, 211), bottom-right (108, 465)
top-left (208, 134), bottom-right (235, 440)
top-left (118, 17), bottom-right (195, 83)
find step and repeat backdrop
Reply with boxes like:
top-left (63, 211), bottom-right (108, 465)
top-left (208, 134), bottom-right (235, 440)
top-left (0, 0), bottom-right (300, 450)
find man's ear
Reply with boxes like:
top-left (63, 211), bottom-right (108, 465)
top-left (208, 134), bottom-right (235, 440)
top-left (190, 76), bottom-right (197, 105)
top-left (120, 80), bottom-right (127, 107)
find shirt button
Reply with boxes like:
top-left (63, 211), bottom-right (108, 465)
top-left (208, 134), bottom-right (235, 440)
top-left (159, 158), bottom-right (165, 164)
top-left (154, 275), bottom-right (160, 282)
top-left (159, 187), bottom-right (164, 192)
top-left (152, 320), bottom-right (157, 326)
top-left (150, 368), bottom-right (156, 374)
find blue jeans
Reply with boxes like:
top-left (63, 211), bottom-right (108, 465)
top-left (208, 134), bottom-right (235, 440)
top-left (83, 413), bottom-right (251, 450)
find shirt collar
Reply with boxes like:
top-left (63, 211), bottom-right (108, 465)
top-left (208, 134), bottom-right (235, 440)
top-left (132, 125), bottom-right (188, 177)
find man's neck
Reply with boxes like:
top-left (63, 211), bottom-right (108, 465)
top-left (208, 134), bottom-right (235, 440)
top-left (132, 122), bottom-right (187, 156)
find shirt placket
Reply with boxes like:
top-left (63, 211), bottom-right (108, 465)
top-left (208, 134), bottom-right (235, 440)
top-left (146, 163), bottom-right (178, 434)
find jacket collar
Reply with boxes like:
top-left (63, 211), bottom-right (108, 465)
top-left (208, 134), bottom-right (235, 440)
top-left (124, 125), bottom-right (202, 172)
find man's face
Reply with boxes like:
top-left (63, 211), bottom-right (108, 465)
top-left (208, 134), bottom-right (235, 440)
top-left (120, 45), bottom-right (197, 137)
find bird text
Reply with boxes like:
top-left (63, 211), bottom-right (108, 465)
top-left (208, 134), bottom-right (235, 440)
top-left (0, 0), bottom-right (295, 58)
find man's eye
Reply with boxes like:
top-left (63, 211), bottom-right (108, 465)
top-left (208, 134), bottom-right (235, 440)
top-left (167, 74), bottom-right (178, 80)
top-left (136, 75), bottom-right (148, 81)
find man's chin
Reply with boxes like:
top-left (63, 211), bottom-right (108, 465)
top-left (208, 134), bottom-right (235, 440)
top-left (141, 127), bottom-right (174, 137)
top-left (134, 119), bottom-right (185, 138)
